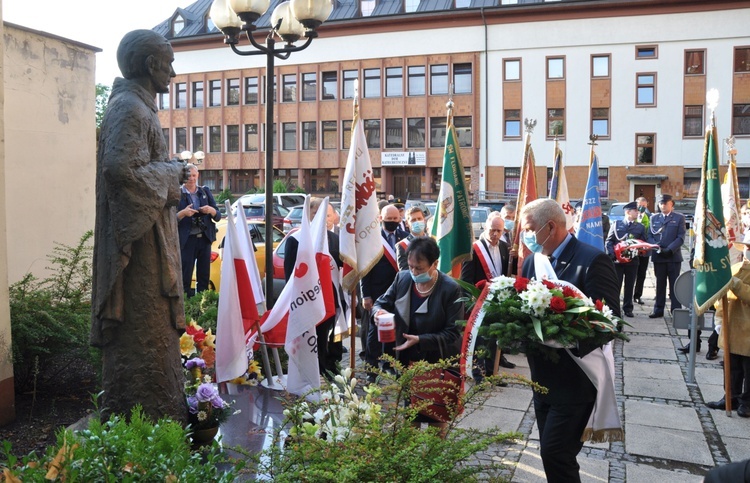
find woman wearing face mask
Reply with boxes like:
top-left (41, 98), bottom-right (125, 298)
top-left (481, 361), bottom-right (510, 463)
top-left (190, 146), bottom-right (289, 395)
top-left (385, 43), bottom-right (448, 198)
top-left (396, 204), bottom-right (429, 270)
top-left (373, 237), bottom-right (464, 430)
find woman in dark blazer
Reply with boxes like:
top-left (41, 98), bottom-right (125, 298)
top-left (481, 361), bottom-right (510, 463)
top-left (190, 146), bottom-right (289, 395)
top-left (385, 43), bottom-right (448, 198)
top-left (373, 237), bottom-right (464, 431)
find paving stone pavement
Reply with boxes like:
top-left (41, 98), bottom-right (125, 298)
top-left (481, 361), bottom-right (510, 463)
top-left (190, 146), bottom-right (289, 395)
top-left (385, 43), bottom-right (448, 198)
top-left (452, 255), bottom-right (750, 482)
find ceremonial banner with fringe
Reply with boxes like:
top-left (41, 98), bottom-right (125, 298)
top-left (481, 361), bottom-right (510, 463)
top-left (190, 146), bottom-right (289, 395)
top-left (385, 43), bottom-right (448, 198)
top-left (512, 132), bottom-right (538, 274)
top-left (694, 122), bottom-right (732, 315)
top-left (549, 140), bottom-right (575, 232)
top-left (432, 113), bottom-right (474, 273)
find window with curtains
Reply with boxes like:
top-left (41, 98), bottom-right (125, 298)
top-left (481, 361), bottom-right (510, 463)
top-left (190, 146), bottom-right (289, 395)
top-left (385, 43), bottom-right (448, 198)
top-left (684, 105), bottom-right (704, 137)
top-left (364, 119), bottom-right (380, 148)
top-left (505, 168), bottom-right (520, 195)
top-left (226, 125), bottom-right (239, 152)
top-left (685, 50), bottom-right (705, 75)
top-left (598, 168), bottom-right (609, 198)
top-left (733, 104), bottom-right (750, 135)
top-left (635, 134), bottom-right (655, 165)
top-left (227, 78), bottom-right (240, 105)
top-left (322, 121), bottom-right (337, 150)
top-left (407, 118), bottom-right (425, 148)
top-left (192, 126), bottom-right (204, 152)
top-left (175, 127), bottom-right (187, 152)
top-left (244, 124), bottom-right (258, 151)
top-left (385, 119), bottom-right (403, 149)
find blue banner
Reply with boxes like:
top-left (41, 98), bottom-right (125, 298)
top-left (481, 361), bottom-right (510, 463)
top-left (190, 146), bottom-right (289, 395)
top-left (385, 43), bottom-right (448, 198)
top-left (577, 154), bottom-right (604, 251)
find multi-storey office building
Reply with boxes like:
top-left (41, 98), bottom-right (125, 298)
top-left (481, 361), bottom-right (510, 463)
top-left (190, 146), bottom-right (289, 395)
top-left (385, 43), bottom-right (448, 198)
top-left (155, 0), bottom-right (750, 208)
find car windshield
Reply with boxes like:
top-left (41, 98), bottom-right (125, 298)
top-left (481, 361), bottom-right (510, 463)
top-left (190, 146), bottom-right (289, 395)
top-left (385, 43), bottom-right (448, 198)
top-left (243, 205), bottom-right (264, 217)
top-left (289, 207), bottom-right (304, 219)
top-left (471, 209), bottom-right (488, 222)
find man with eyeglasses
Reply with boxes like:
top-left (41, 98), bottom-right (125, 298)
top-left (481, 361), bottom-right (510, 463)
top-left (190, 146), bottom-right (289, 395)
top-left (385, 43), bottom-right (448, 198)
top-left (461, 211), bottom-right (515, 379)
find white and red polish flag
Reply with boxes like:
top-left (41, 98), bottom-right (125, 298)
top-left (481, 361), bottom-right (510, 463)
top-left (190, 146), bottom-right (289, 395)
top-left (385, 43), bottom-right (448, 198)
top-left (235, 205), bottom-right (266, 316)
top-left (284, 196), bottom-right (327, 395)
top-left (215, 201), bottom-right (259, 383)
top-left (340, 107), bottom-right (382, 292)
top-left (311, 197), bottom-right (336, 322)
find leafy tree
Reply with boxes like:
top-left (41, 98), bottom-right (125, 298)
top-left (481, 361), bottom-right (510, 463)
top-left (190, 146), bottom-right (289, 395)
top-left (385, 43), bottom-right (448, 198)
top-left (95, 83), bottom-right (111, 129)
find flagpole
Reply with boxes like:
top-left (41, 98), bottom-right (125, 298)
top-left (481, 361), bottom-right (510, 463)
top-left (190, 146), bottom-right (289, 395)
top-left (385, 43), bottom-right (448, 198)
top-left (349, 84), bottom-right (359, 372)
top-left (510, 118), bottom-right (536, 276)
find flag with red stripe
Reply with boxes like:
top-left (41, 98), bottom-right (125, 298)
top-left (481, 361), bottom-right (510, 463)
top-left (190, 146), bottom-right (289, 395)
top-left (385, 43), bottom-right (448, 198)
top-left (216, 201), bottom-right (259, 383)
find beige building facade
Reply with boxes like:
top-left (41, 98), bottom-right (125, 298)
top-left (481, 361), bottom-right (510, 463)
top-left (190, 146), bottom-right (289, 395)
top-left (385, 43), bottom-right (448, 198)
top-left (0, 22), bottom-right (99, 424)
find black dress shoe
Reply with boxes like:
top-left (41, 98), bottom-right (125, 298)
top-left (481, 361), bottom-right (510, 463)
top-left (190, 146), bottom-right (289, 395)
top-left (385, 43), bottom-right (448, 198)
top-left (648, 312), bottom-right (664, 318)
top-left (705, 398), bottom-right (738, 410)
top-left (499, 355), bottom-right (516, 369)
top-left (738, 405), bottom-right (750, 418)
top-left (634, 298), bottom-right (644, 305)
top-left (624, 311), bottom-right (634, 317)
top-left (678, 344), bottom-right (701, 354)
top-left (706, 350), bottom-right (719, 360)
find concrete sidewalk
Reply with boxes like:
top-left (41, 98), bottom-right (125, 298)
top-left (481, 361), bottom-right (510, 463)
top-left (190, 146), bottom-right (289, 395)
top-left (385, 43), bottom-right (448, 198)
top-left (456, 262), bottom-right (748, 482)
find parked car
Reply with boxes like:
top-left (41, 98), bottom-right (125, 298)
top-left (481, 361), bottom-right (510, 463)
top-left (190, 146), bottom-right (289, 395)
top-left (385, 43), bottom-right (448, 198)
top-left (231, 193), bottom-right (306, 210)
top-left (283, 204), bottom-right (304, 232)
top-left (235, 203), bottom-right (289, 230)
top-left (191, 220), bottom-right (285, 293)
top-left (476, 199), bottom-right (512, 212)
top-left (471, 206), bottom-right (492, 238)
top-left (672, 198), bottom-right (696, 228)
top-left (405, 199), bottom-right (435, 218)
top-left (608, 202), bottom-right (628, 224)
top-left (271, 228), bottom-right (299, 298)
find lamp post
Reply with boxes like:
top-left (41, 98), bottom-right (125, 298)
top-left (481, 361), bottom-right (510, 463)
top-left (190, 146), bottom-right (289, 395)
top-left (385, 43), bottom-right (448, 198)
top-left (210, 0), bottom-right (332, 308)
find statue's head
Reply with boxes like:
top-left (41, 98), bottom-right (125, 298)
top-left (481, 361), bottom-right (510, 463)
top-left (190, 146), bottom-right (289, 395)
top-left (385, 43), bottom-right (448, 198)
top-left (117, 30), bottom-right (175, 94)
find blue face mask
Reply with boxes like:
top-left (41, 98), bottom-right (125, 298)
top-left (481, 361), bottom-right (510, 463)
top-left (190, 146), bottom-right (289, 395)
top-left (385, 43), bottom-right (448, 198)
top-left (504, 219), bottom-right (515, 233)
top-left (411, 270), bottom-right (433, 284)
top-left (411, 220), bottom-right (425, 234)
top-left (522, 223), bottom-right (552, 254)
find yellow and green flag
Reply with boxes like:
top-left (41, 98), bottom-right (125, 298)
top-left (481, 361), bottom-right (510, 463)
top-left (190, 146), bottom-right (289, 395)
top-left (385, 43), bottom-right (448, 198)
top-left (693, 121), bottom-right (732, 315)
top-left (432, 116), bottom-right (473, 273)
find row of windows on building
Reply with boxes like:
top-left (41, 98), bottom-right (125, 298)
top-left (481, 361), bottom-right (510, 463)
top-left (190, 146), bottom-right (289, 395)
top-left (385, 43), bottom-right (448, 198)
top-left (165, 116), bottom-right (473, 154)
top-left (501, 47), bottom-right (750, 139)
top-left (158, 63), bottom-right (474, 111)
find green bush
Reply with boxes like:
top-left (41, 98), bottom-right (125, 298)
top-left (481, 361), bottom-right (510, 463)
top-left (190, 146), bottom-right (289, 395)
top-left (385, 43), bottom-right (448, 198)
top-left (1, 405), bottom-right (240, 481)
top-left (9, 231), bottom-right (98, 391)
top-left (215, 188), bottom-right (234, 204)
top-left (183, 290), bottom-right (219, 334)
top-left (250, 359), bottom-right (519, 482)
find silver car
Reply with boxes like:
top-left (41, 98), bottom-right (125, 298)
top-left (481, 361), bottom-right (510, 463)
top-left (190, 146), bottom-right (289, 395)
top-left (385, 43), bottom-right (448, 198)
top-left (471, 206), bottom-right (492, 238)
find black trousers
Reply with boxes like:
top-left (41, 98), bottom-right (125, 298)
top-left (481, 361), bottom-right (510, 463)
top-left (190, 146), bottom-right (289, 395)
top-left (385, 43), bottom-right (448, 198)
top-left (534, 398), bottom-right (595, 483)
top-left (633, 255), bottom-right (650, 299)
top-left (653, 261), bottom-right (682, 313)
top-left (615, 262), bottom-right (638, 313)
top-left (316, 316), bottom-right (338, 380)
top-left (181, 234), bottom-right (211, 297)
top-left (729, 353), bottom-right (750, 405)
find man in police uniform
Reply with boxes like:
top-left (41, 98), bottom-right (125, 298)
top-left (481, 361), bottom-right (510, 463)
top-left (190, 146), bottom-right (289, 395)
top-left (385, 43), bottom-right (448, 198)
top-left (633, 196), bottom-right (651, 304)
top-left (647, 194), bottom-right (686, 319)
top-left (606, 202), bottom-right (647, 317)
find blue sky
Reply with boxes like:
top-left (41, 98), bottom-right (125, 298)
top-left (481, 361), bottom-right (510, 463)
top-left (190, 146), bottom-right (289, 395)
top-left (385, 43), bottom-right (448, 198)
top-left (4, 0), bottom-right (195, 85)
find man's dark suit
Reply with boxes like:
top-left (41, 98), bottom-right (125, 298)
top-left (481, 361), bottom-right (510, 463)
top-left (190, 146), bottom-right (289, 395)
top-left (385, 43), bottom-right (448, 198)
top-left (177, 186), bottom-right (221, 296)
top-left (647, 210), bottom-right (686, 314)
top-left (461, 238), bottom-right (510, 377)
top-left (284, 229), bottom-right (343, 378)
top-left (606, 220), bottom-right (648, 314)
top-left (360, 227), bottom-right (408, 370)
top-left (522, 236), bottom-right (620, 483)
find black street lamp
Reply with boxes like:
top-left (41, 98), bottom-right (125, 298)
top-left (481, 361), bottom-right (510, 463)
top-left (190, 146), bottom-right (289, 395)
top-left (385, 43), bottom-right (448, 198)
top-left (210, 0), bottom-right (332, 308)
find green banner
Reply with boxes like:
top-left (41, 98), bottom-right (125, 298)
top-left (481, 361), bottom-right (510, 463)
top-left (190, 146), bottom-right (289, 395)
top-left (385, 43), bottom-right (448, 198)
top-left (432, 123), bottom-right (474, 273)
top-left (694, 124), bottom-right (732, 315)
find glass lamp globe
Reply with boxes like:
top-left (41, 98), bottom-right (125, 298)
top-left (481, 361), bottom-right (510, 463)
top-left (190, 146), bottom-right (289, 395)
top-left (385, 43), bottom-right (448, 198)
top-left (210, 0), bottom-right (243, 43)
top-left (290, 0), bottom-right (333, 31)
top-left (229, 0), bottom-right (271, 26)
top-left (271, 2), bottom-right (306, 44)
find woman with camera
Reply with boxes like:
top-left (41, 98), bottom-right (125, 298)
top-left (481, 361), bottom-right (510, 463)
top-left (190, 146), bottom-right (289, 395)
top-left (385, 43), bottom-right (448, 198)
top-left (177, 164), bottom-right (221, 297)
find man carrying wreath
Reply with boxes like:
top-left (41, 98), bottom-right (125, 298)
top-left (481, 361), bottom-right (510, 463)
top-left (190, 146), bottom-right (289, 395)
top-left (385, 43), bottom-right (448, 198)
top-left (519, 199), bottom-right (621, 483)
